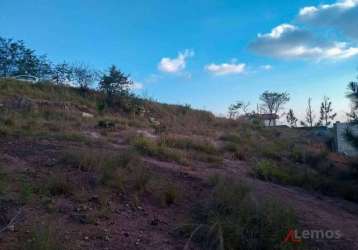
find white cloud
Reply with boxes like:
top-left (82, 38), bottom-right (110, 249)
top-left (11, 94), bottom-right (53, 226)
top-left (205, 60), bottom-right (246, 75)
top-left (158, 49), bottom-right (194, 73)
top-left (258, 24), bottom-right (297, 39)
top-left (261, 64), bottom-right (273, 70)
top-left (250, 24), bottom-right (358, 60)
top-left (298, 0), bottom-right (358, 39)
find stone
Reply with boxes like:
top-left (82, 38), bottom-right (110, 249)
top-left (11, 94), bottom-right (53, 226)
top-left (82, 112), bottom-right (94, 118)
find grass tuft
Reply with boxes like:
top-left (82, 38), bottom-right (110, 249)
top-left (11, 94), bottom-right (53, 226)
top-left (182, 177), bottom-right (299, 250)
top-left (23, 224), bottom-right (63, 250)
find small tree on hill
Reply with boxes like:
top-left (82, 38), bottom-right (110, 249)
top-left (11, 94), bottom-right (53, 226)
top-left (286, 109), bottom-right (298, 127)
top-left (347, 81), bottom-right (358, 123)
top-left (260, 91), bottom-right (290, 125)
top-left (99, 65), bottom-right (133, 106)
top-left (317, 96), bottom-right (337, 127)
top-left (345, 79), bottom-right (358, 149)
top-left (0, 36), bottom-right (51, 78)
top-left (300, 97), bottom-right (315, 127)
top-left (72, 63), bottom-right (98, 93)
top-left (51, 62), bottom-right (73, 85)
top-left (0, 37), bottom-right (23, 77)
top-left (228, 101), bottom-right (249, 119)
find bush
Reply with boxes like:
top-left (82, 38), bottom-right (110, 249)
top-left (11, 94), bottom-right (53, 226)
top-left (19, 181), bottom-right (34, 204)
top-left (259, 143), bottom-right (283, 160)
top-left (255, 160), bottom-right (291, 183)
top-left (162, 183), bottom-right (179, 206)
top-left (99, 150), bottom-right (140, 190)
top-left (304, 149), bottom-right (328, 168)
top-left (0, 166), bottom-right (6, 194)
top-left (131, 164), bottom-right (152, 193)
top-left (24, 224), bottom-right (63, 250)
top-left (289, 146), bottom-right (305, 163)
top-left (183, 177), bottom-right (298, 250)
top-left (45, 175), bottom-right (73, 196)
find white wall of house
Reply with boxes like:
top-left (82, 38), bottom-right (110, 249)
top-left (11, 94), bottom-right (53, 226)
top-left (335, 123), bottom-right (358, 157)
top-left (263, 119), bottom-right (277, 127)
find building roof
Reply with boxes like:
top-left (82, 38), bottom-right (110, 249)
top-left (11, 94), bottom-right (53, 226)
top-left (248, 113), bottom-right (279, 120)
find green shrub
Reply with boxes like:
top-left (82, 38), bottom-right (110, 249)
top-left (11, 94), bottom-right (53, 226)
top-left (132, 135), bottom-right (159, 155)
top-left (101, 167), bottom-right (126, 191)
top-left (45, 175), bottom-right (73, 196)
top-left (19, 181), bottom-right (34, 203)
top-left (255, 160), bottom-right (291, 184)
top-left (289, 146), bottom-right (305, 163)
top-left (96, 101), bottom-right (106, 113)
top-left (0, 169), bottom-right (6, 194)
top-left (259, 144), bottom-right (282, 160)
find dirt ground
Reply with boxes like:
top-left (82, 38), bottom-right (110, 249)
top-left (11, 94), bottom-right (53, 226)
top-left (0, 132), bottom-right (358, 250)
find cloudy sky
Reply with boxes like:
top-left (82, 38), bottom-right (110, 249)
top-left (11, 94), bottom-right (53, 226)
top-left (1, 0), bottom-right (358, 121)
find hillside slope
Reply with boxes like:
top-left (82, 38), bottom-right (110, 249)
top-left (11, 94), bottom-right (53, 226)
top-left (0, 79), bottom-right (357, 250)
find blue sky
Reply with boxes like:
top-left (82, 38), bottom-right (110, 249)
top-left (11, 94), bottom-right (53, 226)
top-left (1, 0), bottom-right (358, 121)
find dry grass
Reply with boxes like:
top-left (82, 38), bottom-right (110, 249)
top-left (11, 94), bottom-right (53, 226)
top-left (23, 224), bottom-right (63, 250)
top-left (131, 135), bottom-right (188, 165)
top-left (181, 176), bottom-right (299, 250)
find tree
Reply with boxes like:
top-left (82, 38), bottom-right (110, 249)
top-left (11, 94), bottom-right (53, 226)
top-left (300, 97), bottom-right (315, 127)
top-left (286, 109), bottom-right (298, 127)
top-left (345, 80), bottom-right (358, 149)
top-left (346, 81), bottom-right (358, 123)
top-left (260, 91), bottom-right (290, 125)
top-left (99, 65), bottom-right (133, 105)
top-left (0, 37), bottom-right (26, 77)
top-left (0, 36), bottom-right (51, 78)
top-left (51, 62), bottom-right (73, 85)
top-left (228, 101), bottom-right (250, 119)
top-left (72, 63), bottom-right (98, 92)
top-left (317, 96), bottom-right (337, 127)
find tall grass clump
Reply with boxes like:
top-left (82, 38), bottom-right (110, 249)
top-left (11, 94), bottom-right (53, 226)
top-left (254, 160), bottom-right (292, 183)
top-left (182, 177), bottom-right (299, 250)
top-left (160, 135), bottom-right (219, 155)
top-left (131, 135), bottom-right (187, 165)
top-left (23, 224), bottom-right (63, 250)
top-left (0, 168), bottom-right (6, 194)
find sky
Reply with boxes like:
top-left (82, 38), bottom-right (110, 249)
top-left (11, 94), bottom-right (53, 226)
top-left (1, 0), bottom-right (358, 121)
